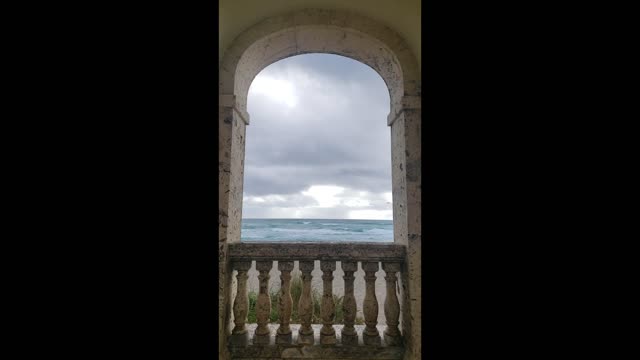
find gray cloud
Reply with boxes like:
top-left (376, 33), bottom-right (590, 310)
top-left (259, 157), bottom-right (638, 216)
top-left (242, 54), bottom-right (392, 219)
top-left (243, 164), bottom-right (391, 197)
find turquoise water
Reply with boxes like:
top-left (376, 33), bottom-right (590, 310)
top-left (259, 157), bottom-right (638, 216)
top-left (241, 218), bottom-right (393, 242)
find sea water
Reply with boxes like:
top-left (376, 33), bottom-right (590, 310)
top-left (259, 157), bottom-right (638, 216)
top-left (241, 218), bottom-right (393, 242)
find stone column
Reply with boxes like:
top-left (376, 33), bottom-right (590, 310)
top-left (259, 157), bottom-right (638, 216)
top-left (320, 261), bottom-right (336, 345)
top-left (297, 261), bottom-right (315, 345)
top-left (382, 262), bottom-right (401, 346)
top-left (398, 106), bottom-right (423, 359)
top-left (362, 262), bottom-right (381, 345)
top-left (390, 100), bottom-right (422, 359)
top-left (229, 261), bottom-right (251, 347)
top-left (276, 261), bottom-right (294, 344)
top-left (254, 261), bottom-right (272, 345)
top-left (341, 261), bottom-right (358, 345)
top-left (219, 93), bottom-right (248, 358)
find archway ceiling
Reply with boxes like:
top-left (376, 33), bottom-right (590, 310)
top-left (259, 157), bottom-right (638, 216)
top-left (220, 0), bottom-right (421, 74)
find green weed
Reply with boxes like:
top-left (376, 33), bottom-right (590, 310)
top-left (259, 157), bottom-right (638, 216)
top-left (245, 275), bottom-right (345, 325)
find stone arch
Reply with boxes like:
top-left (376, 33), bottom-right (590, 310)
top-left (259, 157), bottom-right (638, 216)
top-left (220, 9), bottom-right (420, 124)
top-left (219, 9), bottom-right (422, 359)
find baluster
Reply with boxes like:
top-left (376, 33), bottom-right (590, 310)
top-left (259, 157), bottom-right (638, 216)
top-left (362, 262), bottom-right (381, 345)
top-left (341, 261), bottom-right (358, 345)
top-left (276, 261), bottom-right (294, 344)
top-left (229, 261), bottom-right (251, 346)
top-left (254, 261), bottom-right (272, 345)
top-left (297, 261), bottom-right (315, 344)
top-left (382, 262), bottom-right (402, 345)
top-left (320, 260), bottom-right (336, 345)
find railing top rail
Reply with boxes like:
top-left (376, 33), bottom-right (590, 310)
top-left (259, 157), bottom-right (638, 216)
top-left (229, 242), bottom-right (405, 263)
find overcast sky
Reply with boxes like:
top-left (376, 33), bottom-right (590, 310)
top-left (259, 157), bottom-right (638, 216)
top-left (242, 54), bottom-right (392, 220)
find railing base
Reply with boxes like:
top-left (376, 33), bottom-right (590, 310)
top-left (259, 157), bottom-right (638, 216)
top-left (363, 324), bottom-right (382, 346)
top-left (341, 333), bottom-right (358, 346)
top-left (253, 333), bottom-right (270, 346)
top-left (276, 331), bottom-right (293, 344)
top-left (297, 332), bottom-right (315, 345)
top-left (320, 331), bottom-right (337, 345)
top-left (384, 332), bottom-right (402, 346)
top-left (229, 331), bottom-right (249, 347)
top-left (229, 324), bottom-right (404, 359)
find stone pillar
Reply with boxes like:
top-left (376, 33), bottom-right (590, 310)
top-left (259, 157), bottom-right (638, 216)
top-left (362, 262), bottom-right (381, 345)
top-left (254, 261), bottom-right (272, 345)
top-left (219, 93), bottom-right (248, 359)
top-left (390, 99), bottom-right (422, 360)
top-left (320, 261), bottom-right (336, 345)
top-left (341, 261), bottom-right (358, 345)
top-left (382, 262), bottom-right (401, 346)
top-left (276, 261), bottom-right (294, 344)
top-left (401, 107), bottom-right (423, 360)
top-left (229, 261), bottom-right (251, 347)
top-left (297, 261), bottom-right (315, 345)
top-left (218, 103), bottom-right (234, 358)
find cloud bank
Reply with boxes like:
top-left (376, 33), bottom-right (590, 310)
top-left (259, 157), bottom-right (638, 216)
top-left (242, 54), bottom-right (392, 220)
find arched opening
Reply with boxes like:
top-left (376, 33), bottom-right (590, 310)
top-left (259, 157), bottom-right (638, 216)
top-left (235, 52), bottom-right (395, 340)
top-left (219, 9), bottom-right (422, 359)
top-left (241, 53), bottom-right (393, 242)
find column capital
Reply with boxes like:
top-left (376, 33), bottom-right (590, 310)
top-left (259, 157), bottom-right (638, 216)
top-left (233, 261), bottom-right (252, 272)
top-left (320, 260), bottom-right (336, 272)
top-left (278, 261), bottom-right (294, 272)
top-left (382, 262), bottom-right (401, 273)
top-left (256, 261), bottom-right (273, 272)
top-left (219, 93), bottom-right (250, 125)
top-left (299, 260), bottom-right (314, 272)
top-left (387, 95), bottom-right (421, 126)
top-left (362, 261), bottom-right (379, 273)
top-left (342, 261), bottom-right (358, 272)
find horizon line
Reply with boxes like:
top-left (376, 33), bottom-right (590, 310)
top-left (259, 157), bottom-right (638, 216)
top-left (242, 218), bottom-right (392, 221)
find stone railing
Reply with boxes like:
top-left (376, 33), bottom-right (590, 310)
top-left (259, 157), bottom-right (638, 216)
top-left (227, 242), bottom-right (406, 359)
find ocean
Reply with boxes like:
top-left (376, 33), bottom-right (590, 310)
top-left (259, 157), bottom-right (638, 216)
top-left (241, 218), bottom-right (393, 242)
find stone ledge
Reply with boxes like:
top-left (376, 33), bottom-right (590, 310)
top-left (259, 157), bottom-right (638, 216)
top-left (229, 242), bottom-right (405, 262)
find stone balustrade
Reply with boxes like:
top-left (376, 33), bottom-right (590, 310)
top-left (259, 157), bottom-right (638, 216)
top-left (227, 242), bottom-right (405, 358)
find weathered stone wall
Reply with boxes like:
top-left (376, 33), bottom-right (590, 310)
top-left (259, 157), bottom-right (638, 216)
top-left (219, 8), bottom-right (421, 359)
